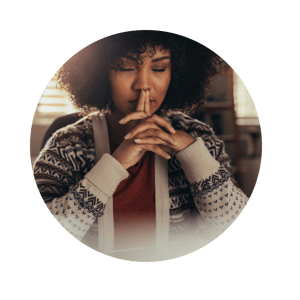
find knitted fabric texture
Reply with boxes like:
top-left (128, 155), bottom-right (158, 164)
top-left (33, 112), bottom-right (248, 245)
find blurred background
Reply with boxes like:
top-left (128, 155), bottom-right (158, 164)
top-left (30, 69), bottom-right (261, 198)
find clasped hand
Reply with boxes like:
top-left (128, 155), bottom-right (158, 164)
top-left (112, 90), bottom-right (195, 169)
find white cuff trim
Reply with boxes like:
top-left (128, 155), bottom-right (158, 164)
top-left (175, 138), bottom-right (220, 182)
top-left (84, 153), bottom-right (129, 197)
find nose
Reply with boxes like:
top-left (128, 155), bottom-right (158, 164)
top-left (132, 67), bottom-right (152, 92)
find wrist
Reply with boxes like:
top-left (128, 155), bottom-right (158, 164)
top-left (111, 150), bottom-right (127, 169)
top-left (172, 131), bottom-right (196, 152)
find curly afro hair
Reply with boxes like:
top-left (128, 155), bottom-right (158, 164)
top-left (57, 30), bottom-right (228, 114)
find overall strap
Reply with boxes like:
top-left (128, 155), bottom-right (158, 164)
top-left (92, 115), bottom-right (110, 161)
top-left (92, 114), bottom-right (170, 258)
top-left (154, 154), bottom-right (170, 251)
top-left (92, 115), bottom-right (114, 252)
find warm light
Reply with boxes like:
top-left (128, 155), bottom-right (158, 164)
top-left (233, 72), bottom-right (258, 119)
top-left (33, 75), bottom-right (79, 125)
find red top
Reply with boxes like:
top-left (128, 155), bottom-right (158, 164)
top-left (110, 138), bottom-right (156, 250)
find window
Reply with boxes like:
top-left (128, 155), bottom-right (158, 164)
top-left (32, 73), bottom-right (79, 126)
top-left (233, 72), bottom-right (259, 126)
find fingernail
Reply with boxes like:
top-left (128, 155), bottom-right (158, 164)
top-left (134, 139), bottom-right (142, 143)
top-left (124, 133), bottom-right (131, 139)
top-left (119, 118), bottom-right (124, 124)
top-left (167, 155), bottom-right (171, 159)
top-left (171, 128), bottom-right (176, 134)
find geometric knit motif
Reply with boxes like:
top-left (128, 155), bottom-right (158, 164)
top-left (196, 183), bottom-right (246, 220)
top-left (33, 112), bottom-right (248, 245)
top-left (46, 191), bottom-right (95, 240)
top-left (162, 113), bottom-right (248, 240)
top-left (33, 119), bottom-right (95, 202)
top-left (34, 117), bottom-right (100, 240)
top-left (190, 167), bottom-right (232, 197)
top-left (164, 111), bottom-right (239, 238)
top-left (194, 183), bottom-right (247, 234)
top-left (69, 183), bottom-right (105, 218)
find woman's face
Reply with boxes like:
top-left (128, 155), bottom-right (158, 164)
top-left (109, 45), bottom-right (171, 117)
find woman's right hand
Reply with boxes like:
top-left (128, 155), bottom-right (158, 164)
top-left (112, 90), bottom-right (177, 169)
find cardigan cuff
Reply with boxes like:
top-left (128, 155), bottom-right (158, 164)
top-left (175, 138), bottom-right (220, 182)
top-left (84, 153), bottom-right (129, 197)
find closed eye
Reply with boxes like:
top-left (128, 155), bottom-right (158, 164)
top-left (119, 67), bottom-right (134, 71)
top-left (152, 68), bottom-right (166, 72)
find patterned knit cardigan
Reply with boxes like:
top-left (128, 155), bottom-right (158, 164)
top-left (33, 112), bottom-right (248, 250)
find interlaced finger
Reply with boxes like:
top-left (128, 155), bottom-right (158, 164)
top-left (125, 122), bottom-right (160, 138)
top-left (123, 114), bottom-right (176, 136)
top-left (130, 128), bottom-right (179, 147)
top-left (134, 137), bottom-right (175, 148)
top-left (143, 114), bottom-right (176, 134)
top-left (139, 144), bottom-right (171, 160)
top-left (119, 111), bottom-right (148, 124)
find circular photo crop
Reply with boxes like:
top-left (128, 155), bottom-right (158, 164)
top-left (31, 30), bottom-right (261, 262)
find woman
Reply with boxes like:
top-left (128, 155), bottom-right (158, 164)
top-left (33, 31), bottom-right (248, 260)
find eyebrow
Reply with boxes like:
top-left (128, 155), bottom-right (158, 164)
top-left (123, 55), bottom-right (171, 63)
top-left (151, 56), bottom-right (171, 63)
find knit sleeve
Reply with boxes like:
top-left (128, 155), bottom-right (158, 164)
top-left (33, 123), bottom-right (128, 241)
top-left (175, 125), bottom-right (249, 236)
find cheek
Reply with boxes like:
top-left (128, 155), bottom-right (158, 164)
top-left (110, 77), bottom-right (129, 100)
top-left (152, 76), bottom-right (171, 112)
top-left (156, 74), bottom-right (171, 98)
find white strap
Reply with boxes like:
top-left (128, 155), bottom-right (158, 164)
top-left (154, 154), bottom-right (170, 248)
top-left (92, 115), bottom-right (110, 161)
top-left (92, 115), bottom-right (114, 252)
top-left (92, 115), bottom-right (170, 257)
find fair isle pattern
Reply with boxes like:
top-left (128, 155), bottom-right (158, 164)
top-left (190, 167), bottom-right (232, 197)
top-left (167, 152), bottom-right (195, 227)
top-left (46, 191), bottom-right (96, 240)
top-left (45, 117), bottom-right (96, 176)
top-left (34, 131), bottom-right (96, 199)
top-left (194, 183), bottom-right (247, 232)
top-left (33, 116), bottom-right (105, 233)
top-left (69, 183), bottom-right (105, 218)
top-left (165, 112), bottom-right (237, 234)
top-left (34, 112), bottom-right (248, 245)
top-left (166, 113), bottom-right (248, 234)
